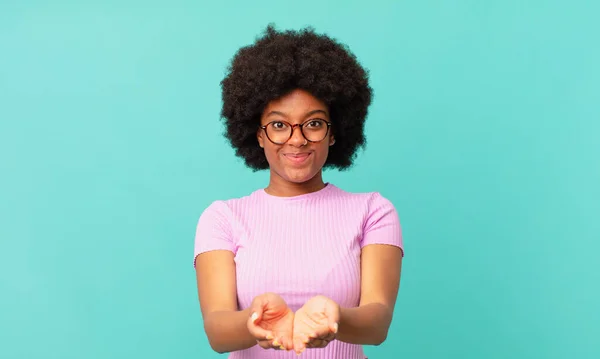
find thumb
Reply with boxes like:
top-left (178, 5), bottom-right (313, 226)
top-left (250, 308), bottom-right (262, 324)
top-left (250, 301), bottom-right (264, 324)
top-left (329, 320), bottom-right (339, 334)
top-left (247, 297), bottom-right (273, 340)
top-left (249, 297), bottom-right (266, 324)
top-left (325, 302), bottom-right (340, 333)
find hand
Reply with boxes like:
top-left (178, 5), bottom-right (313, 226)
top-left (293, 295), bottom-right (340, 354)
top-left (247, 292), bottom-right (294, 351)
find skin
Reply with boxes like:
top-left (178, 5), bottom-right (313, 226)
top-left (195, 88), bottom-right (403, 355)
top-left (257, 88), bottom-right (335, 197)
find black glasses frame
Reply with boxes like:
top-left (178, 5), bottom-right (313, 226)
top-left (259, 119), bottom-right (332, 145)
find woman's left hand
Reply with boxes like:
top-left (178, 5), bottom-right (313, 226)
top-left (293, 295), bottom-right (340, 354)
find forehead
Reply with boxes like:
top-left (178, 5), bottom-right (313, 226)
top-left (262, 89), bottom-right (328, 116)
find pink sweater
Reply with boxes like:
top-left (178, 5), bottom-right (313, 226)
top-left (194, 183), bottom-right (404, 359)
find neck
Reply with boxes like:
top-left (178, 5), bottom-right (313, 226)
top-left (265, 171), bottom-right (326, 197)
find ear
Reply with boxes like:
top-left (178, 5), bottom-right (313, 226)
top-left (329, 134), bottom-right (336, 146)
top-left (257, 129), bottom-right (265, 148)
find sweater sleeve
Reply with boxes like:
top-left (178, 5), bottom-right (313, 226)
top-left (360, 193), bottom-right (404, 256)
top-left (193, 200), bottom-right (236, 268)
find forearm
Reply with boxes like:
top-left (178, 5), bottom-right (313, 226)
top-left (203, 308), bottom-right (257, 353)
top-left (336, 303), bottom-right (393, 345)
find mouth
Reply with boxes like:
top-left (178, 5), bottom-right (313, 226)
top-left (283, 152), bottom-right (312, 164)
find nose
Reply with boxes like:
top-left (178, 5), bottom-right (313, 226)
top-left (287, 124), bottom-right (306, 147)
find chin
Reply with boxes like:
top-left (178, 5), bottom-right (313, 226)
top-left (281, 168), bottom-right (318, 184)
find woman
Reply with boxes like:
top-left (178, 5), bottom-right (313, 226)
top-left (193, 25), bottom-right (404, 359)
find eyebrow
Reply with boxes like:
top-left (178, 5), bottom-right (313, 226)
top-left (265, 109), bottom-right (329, 118)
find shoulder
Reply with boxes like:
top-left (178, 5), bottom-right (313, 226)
top-left (197, 200), bottom-right (231, 224)
top-left (329, 184), bottom-right (398, 213)
top-left (199, 189), bottom-right (263, 217)
top-left (193, 191), bottom-right (262, 261)
top-left (331, 185), bottom-right (403, 250)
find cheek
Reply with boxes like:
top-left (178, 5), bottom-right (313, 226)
top-left (262, 144), bottom-right (280, 164)
top-left (311, 144), bottom-right (330, 165)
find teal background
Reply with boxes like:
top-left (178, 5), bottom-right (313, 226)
top-left (1, 1), bottom-right (598, 358)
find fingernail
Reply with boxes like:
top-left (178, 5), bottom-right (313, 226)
top-left (333, 322), bottom-right (339, 333)
top-left (273, 340), bottom-right (280, 346)
top-left (266, 334), bottom-right (274, 340)
top-left (250, 312), bottom-right (258, 322)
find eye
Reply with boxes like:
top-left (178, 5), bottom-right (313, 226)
top-left (305, 119), bottom-right (324, 128)
top-left (271, 121), bottom-right (287, 129)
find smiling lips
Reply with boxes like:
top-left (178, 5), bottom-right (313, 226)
top-left (283, 152), bottom-right (311, 164)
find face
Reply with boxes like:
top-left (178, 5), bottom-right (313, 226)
top-left (257, 89), bottom-right (335, 185)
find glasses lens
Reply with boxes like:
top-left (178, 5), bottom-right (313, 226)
top-left (302, 120), bottom-right (328, 142)
top-left (266, 122), bottom-right (292, 144)
top-left (265, 120), bottom-right (329, 144)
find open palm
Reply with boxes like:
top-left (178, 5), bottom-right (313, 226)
top-left (293, 295), bottom-right (340, 354)
top-left (248, 293), bottom-right (294, 350)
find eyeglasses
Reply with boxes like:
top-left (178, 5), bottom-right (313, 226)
top-left (259, 119), bottom-right (332, 145)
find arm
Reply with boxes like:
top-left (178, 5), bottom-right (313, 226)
top-left (336, 192), bottom-right (404, 345)
top-left (336, 244), bottom-right (403, 345)
top-left (195, 250), bottom-right (257, 353)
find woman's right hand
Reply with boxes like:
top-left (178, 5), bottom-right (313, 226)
top-left (247, 292), bottom-right (294, 351)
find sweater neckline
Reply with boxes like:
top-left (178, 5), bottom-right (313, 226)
top-left (258, 182), bottom-right (335, 201)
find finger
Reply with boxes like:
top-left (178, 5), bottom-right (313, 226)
top-left (272, 337), bottom-right (288, 351)
top-left (279, 335), bottom-right (294, 351)
top-left (248, 324), bottom-right (272, 340)
top-left (247, 311), bottom-right (273, 341)
top-left (324, 304), bottom-right (340, 333)
top-left (293, 333), bottom-right (310, 354)
top-left (248, 296), bottom-right (269, 325)
top-left (329, 321), bottom-right (339, 334)
top-left (257, 339), bottom-right (284, 350)
top-left (307, 325), bottom-right (333, 340)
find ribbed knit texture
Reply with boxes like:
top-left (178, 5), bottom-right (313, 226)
top-left (194, 183), bottom-right (403, 359)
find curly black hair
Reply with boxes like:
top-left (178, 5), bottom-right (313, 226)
top-left (220, 24), bottom-right (373, 171)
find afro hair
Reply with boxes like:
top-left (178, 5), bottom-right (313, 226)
top-left (220, 24), bottom-right (373, 171)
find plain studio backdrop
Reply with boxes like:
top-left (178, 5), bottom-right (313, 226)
top-left (1, 1), bottom-right (598, 358)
